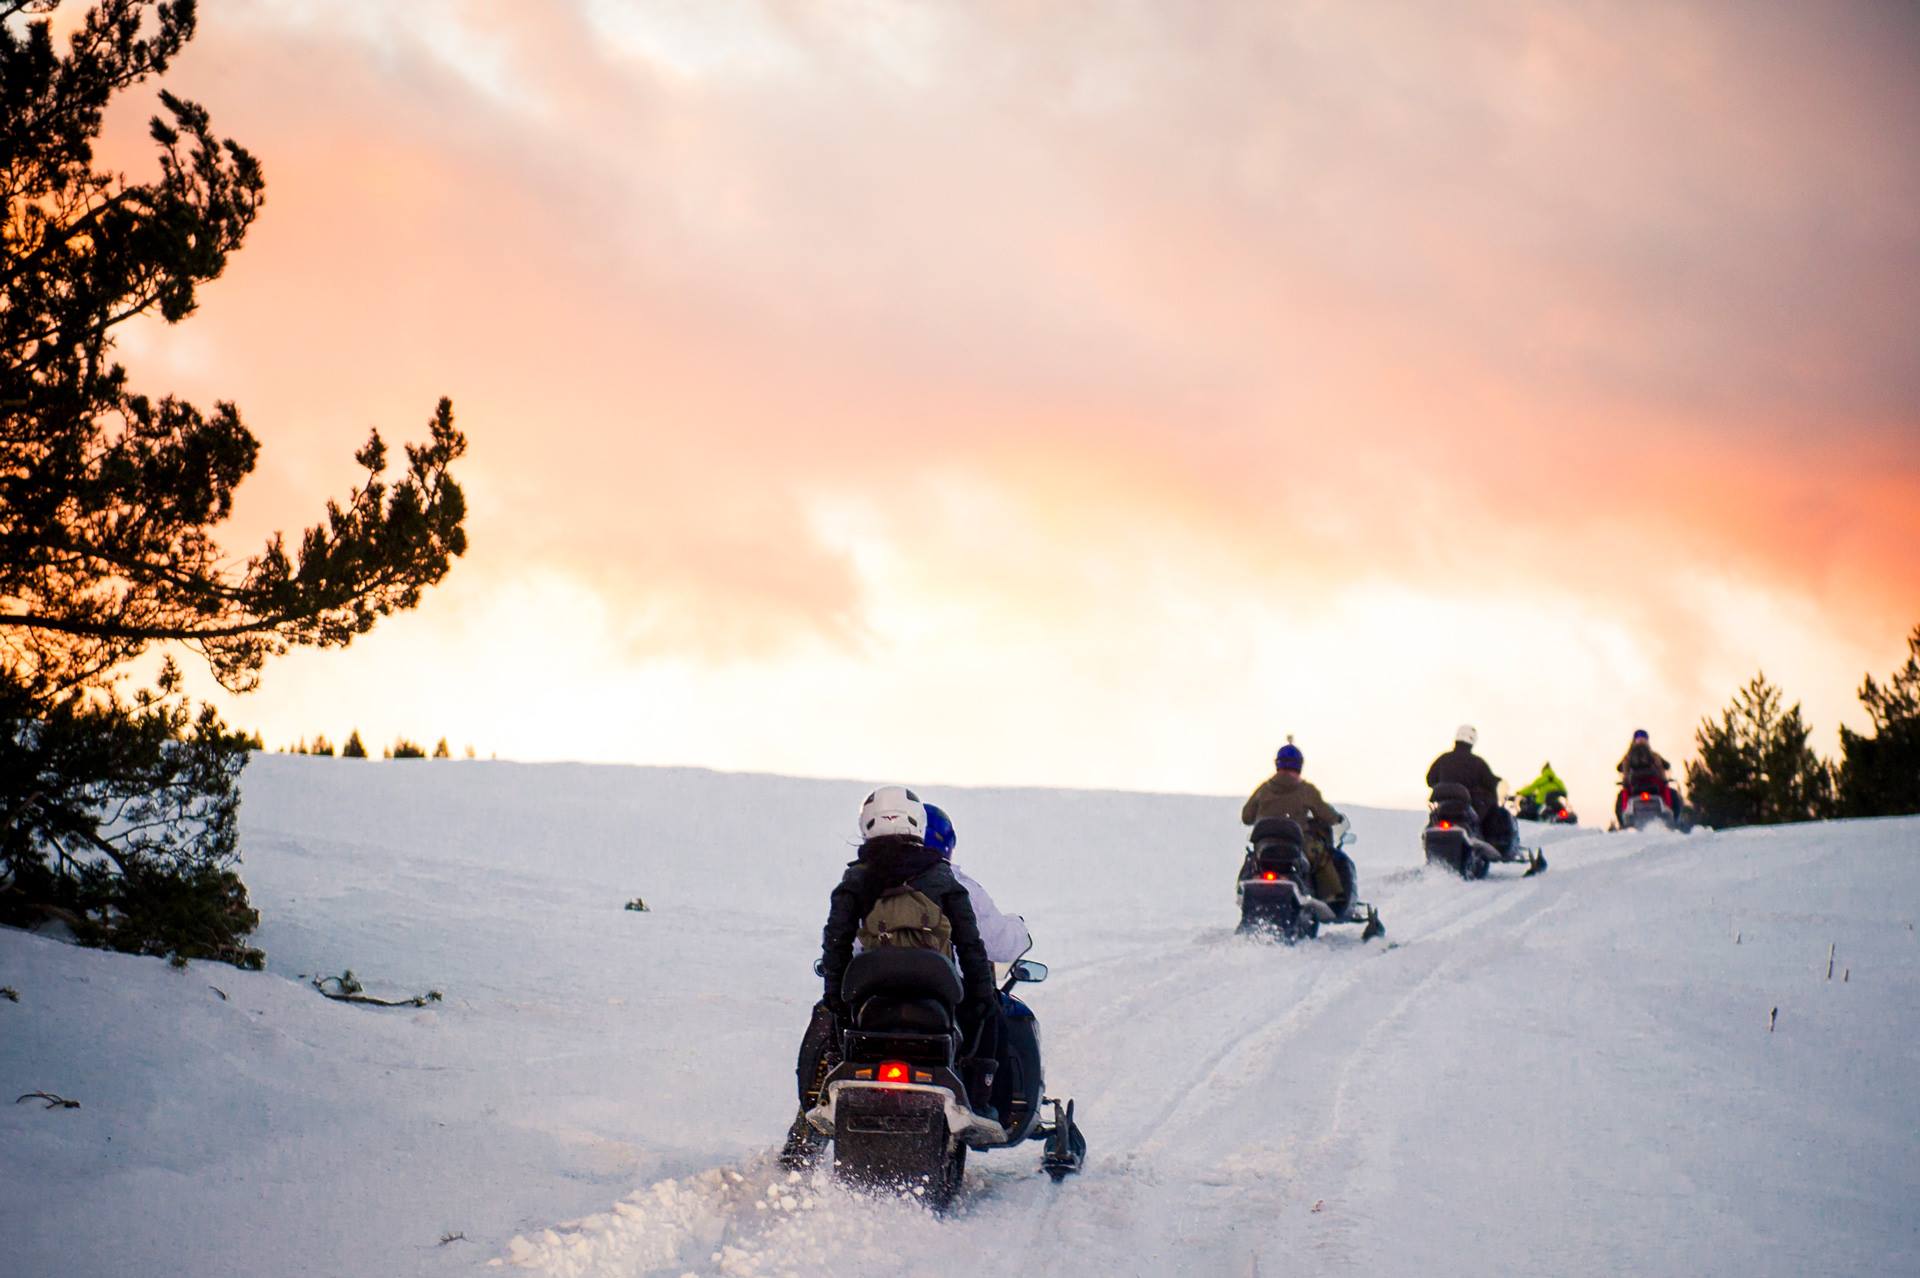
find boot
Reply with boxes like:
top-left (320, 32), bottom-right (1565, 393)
top-left (778, 1107), bottom-right (825, 1170)
top-left (961, 1059), bottom-right (1000, 1126)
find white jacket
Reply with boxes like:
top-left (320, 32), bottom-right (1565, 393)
top-left (953, 864), bottom-right (1031, 963)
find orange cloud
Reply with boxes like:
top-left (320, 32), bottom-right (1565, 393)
top-left (67, 0), bottom-right (1920, 801)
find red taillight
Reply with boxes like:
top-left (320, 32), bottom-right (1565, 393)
top-left (1639, 792), bottom-right (1651, 800)
top-left (878, 1061), bottom-right (910, 1084)
top-left (1261, 871), bottom-right (1278, 881)
top-left (1439, 820), bottom-right (1452, 830)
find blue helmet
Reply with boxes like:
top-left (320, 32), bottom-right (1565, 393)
top-left (1632, 728), bottom-right (1650, 743)
top-left (923, 803), bottom-right (956, 858)
top-left (1275, 742), bottom-right (1304, 772)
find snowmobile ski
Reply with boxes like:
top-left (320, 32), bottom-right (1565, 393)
top-left (1039, 1097), bottom-right (1085, 1182)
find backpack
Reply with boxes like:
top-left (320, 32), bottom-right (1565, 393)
top-left (857, 884), bottom-right (954, 956)
top-left (1624, 742), bottom-right (1664, 789)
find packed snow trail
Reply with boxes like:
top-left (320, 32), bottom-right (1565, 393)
top-left (3, 759), bottom-right (1915, 1278)
top-left (480, 781), bottom-right (1915, 1277)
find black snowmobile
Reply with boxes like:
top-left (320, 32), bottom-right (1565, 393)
top-left (801, 946), bottom-right (1084, 1210)
top-left (1515, 792), bottom-right (1578, 825)
top-left (1423, 783), bottom-right (1546, 879)
top-left (1236, 817), bottom-right (1384, 943)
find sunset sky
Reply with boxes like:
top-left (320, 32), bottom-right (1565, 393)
top-left (92, 0), bottom-right (1920, 812)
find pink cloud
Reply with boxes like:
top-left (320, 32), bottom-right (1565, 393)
top-left (69, 0), bottom-right (1918, 789)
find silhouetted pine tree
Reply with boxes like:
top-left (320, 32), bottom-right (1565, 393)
top-left (1686, 672), bottom-right (1834, 828)
top-left (432, 738), bottom-right (449, 758)
top-left (0, 2), bottom-right (468, 967)
top-left (386, 738), bottom-right (425, 759)
top-left (1836, 625), bottom-right (1920, 818)
top-left (340, 730), bottom-right (367, 759)
top-left (310, 734), bottom-right (334, 757)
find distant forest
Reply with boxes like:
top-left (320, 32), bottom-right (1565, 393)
top-left (267, 732), bottom-right (476, 760)
top-left (1686, 622), bottom-right (1920, 828)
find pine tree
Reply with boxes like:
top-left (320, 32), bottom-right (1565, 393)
top-left (310, 734), bottom-right (333, 757)
top-left (432, 737), bottom-right (449, 758)
top-left (340, 730), bottom-right (367, 758)
top-left (1686, 672), bottom-right (1835, 829)
top-left (0, 2), bottom-right (469, 966)
top-left (1836, 625), bottom-right (1920, 818)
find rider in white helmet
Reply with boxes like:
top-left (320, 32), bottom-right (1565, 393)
top-left (1425, 725), bottom-right (1513, 846)
top-left (782, 785), bottom-right (1001, 1166)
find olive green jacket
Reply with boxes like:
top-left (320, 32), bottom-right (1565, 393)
top-left (1242, 772), bottom-right (1345, 838)
top-left (1242, 772), bottom-right (1347, 900)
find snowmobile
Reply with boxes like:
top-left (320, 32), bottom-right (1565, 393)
top-left (1236, 817), bottom-right (1385, 943)
top-left (1423, 783), bottom-right (1546, 879)
top-left (1515, 792), bottom-right (1578, 825)
top-left (1614, 784), bottom-right (1681, 831)
top-left (803, 945), bottom-right (1085, 1210)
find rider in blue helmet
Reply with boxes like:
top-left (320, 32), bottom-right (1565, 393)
top-left (922, 803), bottom-right (1027, 956)
top-left (924, 802), bottom-right (957, 858)
top-left (1242, 737), bottom-right (1355, 915)
top-left (1617, 729), bottom-right (1680, 820)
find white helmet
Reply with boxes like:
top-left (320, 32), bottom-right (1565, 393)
top-left (1454, 724), bottom-right (1478, 746)
top-left (857, 784), bottom-right (927, 843)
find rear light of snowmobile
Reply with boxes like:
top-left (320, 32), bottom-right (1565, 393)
top-left (1261, 871), bottom-right (1278, 881)
top-left (1639, 792), bottom-right (1651, 800)
top-left (1438, 820), bottom-right (1452, 830)
top-left (878, 1061), bottom-right (910, 1084)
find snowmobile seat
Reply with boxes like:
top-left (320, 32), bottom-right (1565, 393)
top-left (842, 947), bottom-right (964, 1009)
top-left (854, 996), bottom-right (954, 1034)
top-left (1428, 783), bottom-right (1479, 828)
top-left (1249, 816), bottom-right (1305, 849)
top-left (1623, 767), bottom-right (1668, 796)
top-left (1245, 843), bottom-right (1311, 881)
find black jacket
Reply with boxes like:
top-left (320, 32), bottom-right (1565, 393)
top-left (1427, 743), bottom-right (1501, 817)
top-left (820, 837), bottom-right (995, 1010)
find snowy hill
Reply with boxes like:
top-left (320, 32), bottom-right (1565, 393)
top-left (3, 756), bottom-right (1917, 1277)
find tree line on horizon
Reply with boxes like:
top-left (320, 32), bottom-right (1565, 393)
top-left (274, 732), bottom-right (474, 760)
top-left (1684, 624), bottom-right (1920, 829)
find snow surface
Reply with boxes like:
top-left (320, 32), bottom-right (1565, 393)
top-left (3, 756), bottom-right (1917, 1276)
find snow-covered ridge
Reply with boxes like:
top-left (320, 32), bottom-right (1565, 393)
top-left (2, 756), bottom-right (1916, 1276)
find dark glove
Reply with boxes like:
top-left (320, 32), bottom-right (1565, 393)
top-left (960, 994), bottom-right (997, 1028)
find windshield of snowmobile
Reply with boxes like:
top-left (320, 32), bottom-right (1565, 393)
top-left (993, 926), bottom-right (1034, 988)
